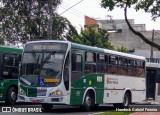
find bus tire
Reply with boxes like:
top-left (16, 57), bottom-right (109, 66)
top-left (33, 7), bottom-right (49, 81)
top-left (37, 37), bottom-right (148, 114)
top-left (82, 92), bottom-right (94, 111)
top-left (122, 92), bottom-right (130, 108)
top-left (113, 92), bottom-right (130, 108)
top-left (5, 87), bottom-right (17, 105)
top-left (42, 104), bottom-right (53, 111)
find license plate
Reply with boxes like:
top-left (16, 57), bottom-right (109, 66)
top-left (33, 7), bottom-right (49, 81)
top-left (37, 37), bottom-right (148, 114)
top-left (32, 100), bottom-right (41, 103)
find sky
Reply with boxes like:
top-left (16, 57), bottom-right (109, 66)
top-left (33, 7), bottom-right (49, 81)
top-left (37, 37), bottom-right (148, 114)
top-left (57, 0), bottom-right (160, 32)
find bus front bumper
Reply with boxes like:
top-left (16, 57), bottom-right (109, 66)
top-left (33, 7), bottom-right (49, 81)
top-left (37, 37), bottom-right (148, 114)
top-left (18, 94), bottom-right (69, 104)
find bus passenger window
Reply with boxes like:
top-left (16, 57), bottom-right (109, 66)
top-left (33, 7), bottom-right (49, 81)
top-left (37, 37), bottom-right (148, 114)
top-left (71, 51), bottom-right (83, 84)
top-left (97, 54), bottom-right (106, 73)
top-left (72, 54), bottom-right (82, 72)
top-left (128, 60), bottom-right (135, 76)
top-left (118, 57), bottom-right (128, 76)
top-left (136, 61), bottom-right (145, 77)
top-left (108, 55), bottom-right (118, 74)
top-left (3, 54), bottom-right (20, 79)
top-left (85, 52), bottom-right (96, 75)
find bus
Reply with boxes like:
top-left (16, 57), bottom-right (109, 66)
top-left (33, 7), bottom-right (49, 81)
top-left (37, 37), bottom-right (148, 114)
top-left (18, 40), bottom-right (146, 111)
top-left (146, 62), bottom-right (160, 101)
top-left (0, 46), bottom-right (22, 105)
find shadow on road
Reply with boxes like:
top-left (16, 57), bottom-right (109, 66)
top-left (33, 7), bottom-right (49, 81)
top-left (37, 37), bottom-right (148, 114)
top-left (42, 105), bottom-right (115, 114)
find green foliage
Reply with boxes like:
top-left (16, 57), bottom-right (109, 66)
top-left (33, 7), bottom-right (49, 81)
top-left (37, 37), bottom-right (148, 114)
top-left (135, 0), bottom-right (160, 20)
top-left (101, 0), bottom-right (160, 20)
top-left (99, 111), bottom-right (132, 115)
top-left (70, 26), bottom-right (115, 50)
top-left (1, 0), bottom-right (78, 44)
top-left (117, 46), bottom-right (128, 53)
top-left (101, 0), bottom-right (160, 50)
top-left (101, 0), bottom-right (138, 10)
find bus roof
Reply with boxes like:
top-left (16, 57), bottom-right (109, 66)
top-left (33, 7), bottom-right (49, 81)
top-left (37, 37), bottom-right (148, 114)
top-left (24, 40), bottom-right (145, 61)
top-left (71, 42), bottom-right (145, 61)
top-left (0, 45), bottom-right (23, 54)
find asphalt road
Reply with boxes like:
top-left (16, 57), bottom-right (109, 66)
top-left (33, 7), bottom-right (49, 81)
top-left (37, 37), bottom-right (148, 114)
top-left (0, 103), bottom-right (160, 115)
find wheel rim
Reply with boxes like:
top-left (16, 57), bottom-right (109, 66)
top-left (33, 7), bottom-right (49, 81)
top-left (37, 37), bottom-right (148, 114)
top-left (85, 95), bottom-right (91, 107)
top-left (11, 92), bottom-right (16, 101)
top-left (123, 94), bottom-right (129, 107)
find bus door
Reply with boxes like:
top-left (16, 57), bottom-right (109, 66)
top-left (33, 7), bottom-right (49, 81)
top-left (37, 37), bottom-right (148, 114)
top-left (146, 69), bottom-right (156, 99)
top-left (71, 50), bottom-right (83, 85)
top-left (63, 51), bottom-right (70, 92)
top-left (70, 49), bottom-right (83, 105)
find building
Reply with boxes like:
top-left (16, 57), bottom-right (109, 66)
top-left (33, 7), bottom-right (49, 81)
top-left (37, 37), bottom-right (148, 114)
top-left (84, 16), bottom-right (160, 59)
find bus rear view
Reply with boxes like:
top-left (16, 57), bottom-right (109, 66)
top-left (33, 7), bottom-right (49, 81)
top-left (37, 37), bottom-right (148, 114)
top-left (18, 41), bottom-right (69, 110)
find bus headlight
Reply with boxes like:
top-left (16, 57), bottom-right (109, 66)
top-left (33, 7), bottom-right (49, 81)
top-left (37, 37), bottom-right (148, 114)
top-left (18, 87), bottom-right (26, 95)
top-left (49, 89), bottom-right (63, 97)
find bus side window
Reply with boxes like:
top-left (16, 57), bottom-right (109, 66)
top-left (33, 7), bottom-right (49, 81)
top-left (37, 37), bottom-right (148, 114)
top-left (137, 61), bottom-right (145, 77)
top-left (97, 54), bottom-right (106, 73)
top-left (72, 54), bottom-right (82, 72)
top-left (105, 55), bottom-right (108, 73)
top-left (71, 52), bottom-right (82, 84)
top-left (85, 52), bottom-right (96, 75)
top-left (3, 54), bottom-right (19, 79)
top-left (118, 57), bottom-right (128, 76)
top-left (108, 55), bottom-right (118, 74)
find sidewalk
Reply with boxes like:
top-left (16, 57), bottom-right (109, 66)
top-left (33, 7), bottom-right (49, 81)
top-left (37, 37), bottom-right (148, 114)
top-left (136, 99), bottom-right (160, 105)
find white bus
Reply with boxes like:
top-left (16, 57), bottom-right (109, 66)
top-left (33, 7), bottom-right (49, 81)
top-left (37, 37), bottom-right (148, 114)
top-left (18, 40), bottom-right (146, 111)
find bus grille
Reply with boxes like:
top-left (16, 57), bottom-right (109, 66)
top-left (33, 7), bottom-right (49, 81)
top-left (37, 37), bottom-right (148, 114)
top-left (27, 89), bottom-right (36, 97)
top-left (27, 89), bottom-right (47, 97)
top-left (37, 89), bottom-right (47, 96)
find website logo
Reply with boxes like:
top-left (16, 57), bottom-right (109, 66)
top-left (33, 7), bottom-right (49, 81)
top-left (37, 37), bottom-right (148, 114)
top-left (2, 107), bottom-right (11, 112)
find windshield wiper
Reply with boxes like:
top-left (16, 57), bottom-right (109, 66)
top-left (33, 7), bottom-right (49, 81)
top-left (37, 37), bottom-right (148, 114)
top-left (20, 77), bottom-right (31, 86)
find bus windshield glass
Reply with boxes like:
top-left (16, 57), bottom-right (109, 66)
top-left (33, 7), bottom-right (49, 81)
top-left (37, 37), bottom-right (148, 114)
top-left (20, 42), bottom-right (68, 87)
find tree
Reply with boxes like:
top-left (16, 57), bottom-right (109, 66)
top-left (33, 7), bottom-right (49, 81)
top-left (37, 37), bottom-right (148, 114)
top-left (1, 0), bottom-right (78, 45)
top-left (70, 25), bottom-right (115, 50)
top-left (117, 46), bottom-right (128, 53)
top-left (101, 0), bottom-right (160, 50)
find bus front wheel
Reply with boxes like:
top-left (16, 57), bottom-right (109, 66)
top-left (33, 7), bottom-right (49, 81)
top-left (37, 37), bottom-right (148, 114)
top-left (5, 87), bottom-right (17, 105)
top-left (42, 104), bottom-right (53, 111)
top-left (82, 92), bottom-right (94, 111)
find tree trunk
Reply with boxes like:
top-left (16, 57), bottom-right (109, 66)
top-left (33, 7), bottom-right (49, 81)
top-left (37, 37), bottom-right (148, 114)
top-left (124, 5), bottom-right (160, 51)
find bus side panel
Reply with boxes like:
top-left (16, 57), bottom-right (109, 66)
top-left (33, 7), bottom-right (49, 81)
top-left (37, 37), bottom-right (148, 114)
top-left (0, 80), bottom-right (18, 101)
top-left (0, 80), bottom-right (5, 100)
top-left (103, 74), bottom-right (123, 103)
top-left (131, 77), bottom-right (146, 102)
top-left (70, 74), bottom-right (104, 105)
top-left (70, 88), bottom-right (85, 105)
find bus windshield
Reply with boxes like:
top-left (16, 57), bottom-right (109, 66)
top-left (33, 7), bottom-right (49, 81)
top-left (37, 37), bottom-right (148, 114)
top-left (20, 42), bottom-right (68, 87)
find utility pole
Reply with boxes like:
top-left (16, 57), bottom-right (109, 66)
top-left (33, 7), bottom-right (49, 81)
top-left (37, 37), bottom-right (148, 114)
top-left (150, 29), bottom-right (154, 59)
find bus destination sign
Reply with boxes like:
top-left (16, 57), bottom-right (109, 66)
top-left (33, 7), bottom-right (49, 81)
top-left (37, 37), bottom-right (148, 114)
top-left (24, 42), bottom-right (68, 52)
